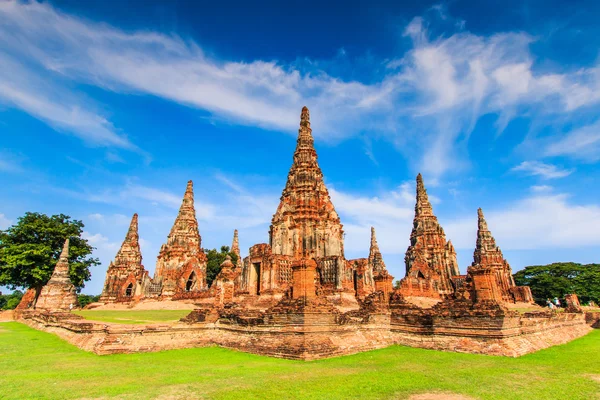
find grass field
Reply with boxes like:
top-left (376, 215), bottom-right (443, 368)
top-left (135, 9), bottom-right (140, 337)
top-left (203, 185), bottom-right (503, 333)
top-left (72, 309), bottom-right (191, 324)
top-left (0, 322), bottom-right (598, 400)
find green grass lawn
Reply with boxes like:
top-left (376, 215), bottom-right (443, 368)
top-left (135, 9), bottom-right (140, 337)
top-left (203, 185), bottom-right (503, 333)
top-left (72, 309), bottom-right (191, 324)
top-left (0, 322), bottom-right (598, 400)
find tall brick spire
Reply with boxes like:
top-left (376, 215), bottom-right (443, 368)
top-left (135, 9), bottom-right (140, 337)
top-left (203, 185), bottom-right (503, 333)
top-left (368, 226), bottom-right (387, 274)
top-left (401, 173), bottom-right (459, 298)
top-left (269, 106), bottom-right (344, 258)
top-left (114, 213), bottom-right (142, 265)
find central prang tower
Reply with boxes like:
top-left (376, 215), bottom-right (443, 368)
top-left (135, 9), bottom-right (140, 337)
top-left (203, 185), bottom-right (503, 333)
top-left (269, 106), bottom-right (344, 259)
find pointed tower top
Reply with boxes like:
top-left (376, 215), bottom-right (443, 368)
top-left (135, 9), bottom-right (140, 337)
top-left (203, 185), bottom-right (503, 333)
top-left (114, 213), bottom-right (142, 265)
top-left (269, 106), bottom-right (344, 258)
top-left (369, 226), bottom-right (387, 274)
top-left (370, 226), bottom-right (378, 248)
top-left (59, 238), bottom-right (69, 261)
top-left (298, 106), bottom-right (312, 139)
top-left (415, 173), bottom-right (433, 217)
top-left (477, 207), bottom-right (489, 232)
top-left (47, 238), bottom-right (72, 284)
top-left (301, 106), bottom-right (309, 122)
top-left (471, 207), bottom-right (511, 274)
top-left (474, 207), bottom-right (498, 257)
top-left (159, 180), bottom-right (202, 256)
top-left (231, 229), bottom-right (242, 268)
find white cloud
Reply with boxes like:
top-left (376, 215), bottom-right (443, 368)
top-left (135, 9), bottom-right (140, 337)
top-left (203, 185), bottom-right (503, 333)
top-left (0, 53), bottom-right (137, 151)
top-left (82, 231), bottom-right (120, 260)
top-left (88, 213), bottom-right (104, 221)
top-left (445, 193), bottom-right (600, 250)
top-left (530, 185), bottom-right (552, 193)
top-left (0, 1), bottom-right (390, 142)
top-left (511, 161), bottom-right (574, 179)
top-left (545, 119), bottom-right (600, 161)
top-left (2, 2), bottom-right (600, 180)
top-left (0, 213), bottom-right (12, 230)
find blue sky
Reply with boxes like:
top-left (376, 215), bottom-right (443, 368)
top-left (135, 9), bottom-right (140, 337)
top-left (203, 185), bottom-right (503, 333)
top-left (1, 0), bottom-right (600, 294)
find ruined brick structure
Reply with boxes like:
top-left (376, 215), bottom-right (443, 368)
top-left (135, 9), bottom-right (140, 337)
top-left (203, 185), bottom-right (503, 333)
top-left (212, 256), bottom-right (238, 306)
top-left (99, 214), bottom-right (146, 302)
top-left (55, 105), bottom-right (595, 361)
top-left (35, 239), bottom-right (78, 311)
top-left (238, 107), bottom-right (364, 305)
top-left (467, 208), bottom-right (534, 304)
top-left (398, 174), bottom-right (460, 299)
top-left (153, 180), bottom-right (208, 298)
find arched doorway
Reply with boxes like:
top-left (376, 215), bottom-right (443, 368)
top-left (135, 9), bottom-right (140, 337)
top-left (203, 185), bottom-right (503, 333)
top-left (125, 283), bottom-right (133, 297)
top-left (186, 271), bottom-right (197, 292)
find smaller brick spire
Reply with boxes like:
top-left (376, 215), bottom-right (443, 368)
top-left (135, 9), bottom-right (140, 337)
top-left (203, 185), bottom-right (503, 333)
top-left (474, 207), bottom-right (498, 259)
top-left (231, 229), bottom-right (242, 268)
top-left (369, 226), bottom-right (387, 274)
top-left (114, 213), bottom-right (142, 265)
top-left (48, 238), bottom-right (71, 284)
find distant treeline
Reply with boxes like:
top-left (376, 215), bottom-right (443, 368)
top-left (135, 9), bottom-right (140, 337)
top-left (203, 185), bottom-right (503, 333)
top-left (0, 291), bottom-right (100, 310)
top-left (514, 262), bottom-right (600, 305)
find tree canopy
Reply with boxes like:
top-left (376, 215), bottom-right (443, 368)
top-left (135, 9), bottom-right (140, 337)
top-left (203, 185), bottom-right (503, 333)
top-left (0, 212), bottom-right (100, 292)
top-left (204, 246), bottom-right (239, 287)
top-left (513, 262), bottom-right (600, 305)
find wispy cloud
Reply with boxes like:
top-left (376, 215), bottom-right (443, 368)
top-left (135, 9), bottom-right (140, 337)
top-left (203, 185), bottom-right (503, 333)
top-left (0, 150), bottom-right (25, 173)
top-left (2, 1), bottom-right (600, 180)
top-left (530, 185), bottom-right (553, 193)
top-left (0, 53), bottom-right (138, 151)
top-left (511, 161), bottom-right (573, 179)
top-left (544, 119), bottom-right (600, 161)
top-left (445, 193), bottom-right (600, 250)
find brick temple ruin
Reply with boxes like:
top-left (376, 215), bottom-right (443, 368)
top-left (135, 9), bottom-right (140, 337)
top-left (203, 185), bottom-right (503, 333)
top-left (17, 107), bottom-right (594, 360)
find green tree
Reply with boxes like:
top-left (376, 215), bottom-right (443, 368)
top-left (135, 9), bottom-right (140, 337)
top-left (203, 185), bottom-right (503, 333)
top-left (77, 294), bottom-right (100, 308)
top-left (0, 290), bottom-right (24, 310)
top-left (204, 245), bottom-right (239, 287)
top-left (514, 262), bottom-right (600, 305)
top-left (0, 212), bottom-right (100, 293)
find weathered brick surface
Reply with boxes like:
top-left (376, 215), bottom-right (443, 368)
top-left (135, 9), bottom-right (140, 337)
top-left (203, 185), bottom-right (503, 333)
top-left (19, 303), bottom-right (591, 359)
top-left (35, 239), bottom-right (78, 311)
top-left (399, 174), bottom-right (459, 299)
top-left (154, 181), bottom-right (208, 298)
top-left (99, 214), bottom-right (147, 303)
top-left (586, 312), bottom-right (600, 328)
top-left (50, 106), bottom-right (587, 361)
top-left (467, 209), bottom-right (533, 304)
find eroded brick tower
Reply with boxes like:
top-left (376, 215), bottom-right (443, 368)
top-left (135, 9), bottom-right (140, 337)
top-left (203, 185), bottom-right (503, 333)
top-left (36, 239), bottom-right (78, 311)
top-left (269, 106), bottom-right (344, 259)
top-left (242, 107), bottom-right (352, 298)
top-left (468, 208), bottom-right (533, 303)
top-left (99, 214), bottom-right (146, 302)
top-left (153, 180), bottom-right (208, 297)
top-left (399, 173), bottom-right (460, 298)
